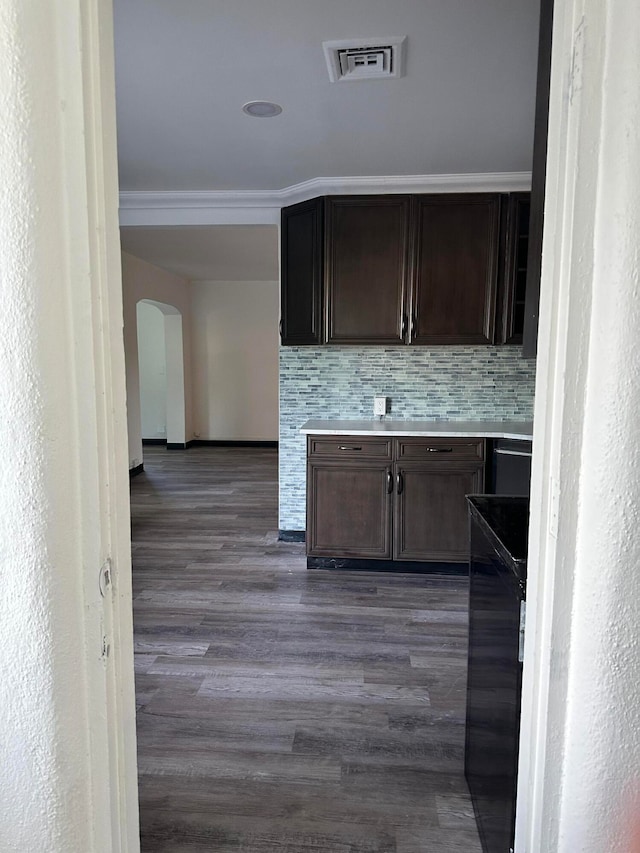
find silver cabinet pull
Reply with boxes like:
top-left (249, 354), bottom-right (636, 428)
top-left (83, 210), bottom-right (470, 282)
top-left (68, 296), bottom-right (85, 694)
top-left (494, 448), bottom-right (532, 458)
top-left (425, 447), bottom-right (453, 453)
top-left (338, 445), bottom-right (362, 451)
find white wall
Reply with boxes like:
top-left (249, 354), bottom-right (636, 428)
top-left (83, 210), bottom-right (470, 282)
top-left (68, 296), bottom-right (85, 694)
top-left (137, 301), bottom-right (167, 439)
top-left (121, 251), bottom-right (193, 466)
top-left (164, 312), bottom-right (187, 447)
top-left (516, 0), bottom-right (640, 850)
top-left (191, 281), bottom-right (279, 441)
top-left (0, 0), bottom-right (139, 848)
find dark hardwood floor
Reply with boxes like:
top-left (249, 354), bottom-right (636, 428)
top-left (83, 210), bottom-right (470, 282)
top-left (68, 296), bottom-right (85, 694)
top-left (131, 446), bottom-right (481, 852)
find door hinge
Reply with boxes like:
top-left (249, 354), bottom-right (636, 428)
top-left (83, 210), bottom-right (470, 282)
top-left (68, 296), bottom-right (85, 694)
top-left (101, 633), bottom-right (111, 662)
top-left (99, 557), bottom-right (112, 598)
top-left (518, 600), bottom-right (526, 663)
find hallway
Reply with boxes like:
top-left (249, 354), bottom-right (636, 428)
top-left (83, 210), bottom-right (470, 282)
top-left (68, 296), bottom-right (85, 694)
top-left (131, 447), bottom-right (481, 852)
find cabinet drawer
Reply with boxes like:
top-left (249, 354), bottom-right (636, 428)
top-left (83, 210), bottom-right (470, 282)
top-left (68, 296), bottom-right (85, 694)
top-left (396, 438), bottom-right (485, 461)
top-left (307, 436), bottom-right (393, 460)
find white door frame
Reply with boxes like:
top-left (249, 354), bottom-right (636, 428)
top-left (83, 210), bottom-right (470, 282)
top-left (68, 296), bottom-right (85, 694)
top-left (77, 1), bottom-right (140, 848)
top-left (516, 0), bottom-right (640, 850)
top-left (0, 0), bottom-right (139, 849)
top-left (16, 0), bottom-right (633, 847)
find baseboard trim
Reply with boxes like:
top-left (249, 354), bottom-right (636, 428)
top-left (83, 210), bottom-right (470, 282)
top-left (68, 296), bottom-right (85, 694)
top-left (129, 463), bottom-right (144, 478)
top-left (306, 557), bottom-right (468, 574)
top-left (189, 440), bottom-right (278, 448)
top-left (278, 530), bottom-right (306, 543)
top-left (142, 439), bottom-right (277, 450)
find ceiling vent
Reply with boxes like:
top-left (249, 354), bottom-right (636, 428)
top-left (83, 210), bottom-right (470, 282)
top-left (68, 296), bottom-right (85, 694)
top-left (323, 37), bottom-right (406, 83)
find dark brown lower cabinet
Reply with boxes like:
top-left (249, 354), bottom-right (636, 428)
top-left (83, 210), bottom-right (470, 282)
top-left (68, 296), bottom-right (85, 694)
top-left (306, 436), bottom-right (485, 563)
top-left (306, 461), bottom-right (392, 558)
top-left (394, 462), bottom-right (485, 561)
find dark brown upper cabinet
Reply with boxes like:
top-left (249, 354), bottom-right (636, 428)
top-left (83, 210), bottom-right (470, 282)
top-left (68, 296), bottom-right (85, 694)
top-left (498, 193), bottom-right (531, 345)
top-left (410, 194), bottom-right (501, 345)
top-left (523, 0), bottom-right (554, 358)
top-left (280, 197), bottom-right (324, 345)
top-left (280, 191), bottom-right (528, 347)
top-left (325, 196), bottom-right (411, 344)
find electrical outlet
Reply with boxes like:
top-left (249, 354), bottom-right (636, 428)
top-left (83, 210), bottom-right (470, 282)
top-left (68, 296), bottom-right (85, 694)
top-left (373, 396), bottom-right (387, 417)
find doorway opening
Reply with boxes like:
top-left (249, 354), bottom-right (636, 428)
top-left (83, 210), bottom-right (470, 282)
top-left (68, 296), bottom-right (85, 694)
top-left (136, 298), bottom-right (186, 454)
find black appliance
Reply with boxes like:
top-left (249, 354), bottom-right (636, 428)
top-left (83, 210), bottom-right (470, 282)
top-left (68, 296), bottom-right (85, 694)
top-left (491, 439), bottom-right (532, 496)
top-left (465, 496), bottom-right (529, 853)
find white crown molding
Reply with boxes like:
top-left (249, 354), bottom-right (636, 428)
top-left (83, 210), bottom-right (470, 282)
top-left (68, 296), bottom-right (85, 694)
top-left (119, 172), bottom-right (532, 226)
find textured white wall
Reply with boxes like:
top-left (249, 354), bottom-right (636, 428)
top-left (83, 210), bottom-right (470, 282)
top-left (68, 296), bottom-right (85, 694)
top-left (121, 251), bottom-right (193, 465)
top-left (0, 0), bottom-right (138, 849)
top-left (191, 281), bottom-right (279, 440)
top-left (137, 301), bottom-right (167, 438)
top-left (517, 0), bottom-right (640, 850)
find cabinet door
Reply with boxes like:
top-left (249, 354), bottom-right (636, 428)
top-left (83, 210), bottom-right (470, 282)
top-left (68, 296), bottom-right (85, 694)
top-left (325, 196), bottom-right (410, 344)
top-left (307, 461), bottom-right (393, 558)
top-left (281, 197), bottom-right (324, 345)
top-left (394, 461), bottom-right (485, 562)
top-left (498, 193), bottom-right (531, 345)
top-left (411, 195), bottom-right (500, 345)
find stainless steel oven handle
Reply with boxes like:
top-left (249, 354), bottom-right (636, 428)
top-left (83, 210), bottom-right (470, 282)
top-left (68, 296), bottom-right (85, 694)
top-left (494, 448), bottom-right (532, 458)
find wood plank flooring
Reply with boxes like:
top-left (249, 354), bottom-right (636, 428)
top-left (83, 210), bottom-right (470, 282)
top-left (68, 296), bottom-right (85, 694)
top-left (131, 446), bottom-right (481, 852)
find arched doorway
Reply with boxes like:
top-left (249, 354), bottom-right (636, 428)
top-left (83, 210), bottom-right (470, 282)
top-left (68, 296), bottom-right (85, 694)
top-left (136, 299), bottom-right (186, 450)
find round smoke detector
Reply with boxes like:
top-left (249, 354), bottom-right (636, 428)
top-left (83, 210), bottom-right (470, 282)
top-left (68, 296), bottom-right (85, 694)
top-left (242, 101), bottom-right (283, 118)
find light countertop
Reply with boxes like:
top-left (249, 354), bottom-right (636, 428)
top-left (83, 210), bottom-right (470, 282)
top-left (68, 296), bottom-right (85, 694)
top-left (300, 419), bottom-right (533, 440)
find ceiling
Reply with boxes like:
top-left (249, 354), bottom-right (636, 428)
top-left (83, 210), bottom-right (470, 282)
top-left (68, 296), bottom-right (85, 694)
top-left (113, 0), bottom-right (541, 193)
top-left (114, 2), bottom-right (540, 281)
top-left (120, 226), bottom-right (279, 281)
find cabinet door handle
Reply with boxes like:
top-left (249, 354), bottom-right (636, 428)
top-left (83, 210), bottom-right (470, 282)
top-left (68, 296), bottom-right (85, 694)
top-left (387, 469), bottom-right (393, 494)
top-left (411, 315), bottom-right (417, 338)
top-left (338, 445), bottom-right (362, 451)
top-left (396, 471), bottom-right (404, 495)
top-left (401, 315), bottom-right (408, 339)
top-left (279, 319), bottom-right (283, 339)
top-left (425, 447), bottom-right (453, 453)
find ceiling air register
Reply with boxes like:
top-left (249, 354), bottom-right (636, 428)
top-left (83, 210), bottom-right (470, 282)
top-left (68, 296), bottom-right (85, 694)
top-left (323, 37), bottom-right (407, 82)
